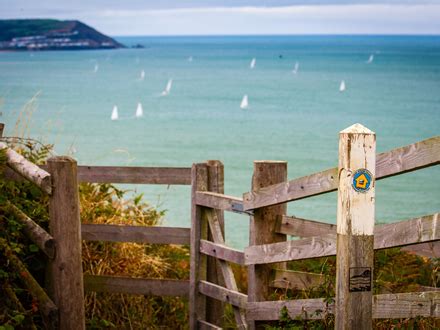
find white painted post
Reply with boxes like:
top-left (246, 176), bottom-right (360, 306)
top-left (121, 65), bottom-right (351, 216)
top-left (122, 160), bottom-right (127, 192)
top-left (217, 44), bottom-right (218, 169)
top-left (335, 123), bottom-right (376, 330)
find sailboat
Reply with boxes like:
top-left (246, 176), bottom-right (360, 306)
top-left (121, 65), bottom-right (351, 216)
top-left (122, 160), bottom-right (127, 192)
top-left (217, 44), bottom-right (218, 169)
top-left (135, 102), bottom-right (143, 118)
top-left (161, 79), bottom-right (173, 96)
top-left (94, 63), bottom-right (99, 73)
top-left (339, 80), bottom-right (346, 92)
top-left (366, 54), bottom-right (374, 64)
top-left (240, 95), bottom-right (249, 109)
top-left (140, 70), bottom-right (145, 81)
top-left (292, 61), bottom-right (299, 74)
top-left (111, 105), bottom-right (119, 120)
top-left (250, 58), bottom-right (256, 69)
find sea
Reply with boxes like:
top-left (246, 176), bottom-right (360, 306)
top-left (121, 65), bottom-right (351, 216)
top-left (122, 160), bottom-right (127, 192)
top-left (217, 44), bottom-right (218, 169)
top-left (1, 35), bottom-right (439, 249)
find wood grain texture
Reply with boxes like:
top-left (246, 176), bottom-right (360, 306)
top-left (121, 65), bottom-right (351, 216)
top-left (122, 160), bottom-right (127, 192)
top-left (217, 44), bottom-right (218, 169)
top-left (271, 269), bottom-right (324, 290)
top-left (0, 142), bottom-right (52, 194)
top-left (245, 291), bottom-right (440, 320)
top-left (81, 224), bottom-right (190, 245)
top-left (189, 163), bottom-right (209, 330)
top-left (195, 191), bottom-right (248, 214)
top-left (248, 161), bottom-right (287, 330)
top-left (402, 241), bottom-right (440, 258)
top-left (376, 135), bottom-right (440, 179)
top-left (372, 291), bottom-right (440, 319)
top-left (243, 167), bottom-right (337, 211)
top-left (335, 124), bottom-right (375, 330)
top-left (84, 275), bottom-right (189, 296)
top-left (243, 136), bottom-right (439, 210)
top-left (245, 212), bottom-right (440, 265)
top-left (375, 213), bottom-right (439, 249)
top-left (4, 202), bottom-right (55, 259)
top-left (47, 156), bottom-right (85, 330)
top-left (245, 234), bottom-right (337, 265)
top-left (246, 298), bottom-right (329, 321)
top-left (199, 280), bottom-right (248, 309)
top-left (76, 165), bottom-right (191, 184)
top-left (204, 208), bottom-right (248, 329)
top-left (200, 239), bottom-right (245, 265)
top-left (206, 160), bottom-right (225, 326)
top-left (277, 215), bottom-right (336, 237)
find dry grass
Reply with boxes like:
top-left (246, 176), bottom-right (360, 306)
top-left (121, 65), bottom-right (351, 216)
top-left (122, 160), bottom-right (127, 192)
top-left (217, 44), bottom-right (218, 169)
top-left (79, 183), bottom-right (190, 329)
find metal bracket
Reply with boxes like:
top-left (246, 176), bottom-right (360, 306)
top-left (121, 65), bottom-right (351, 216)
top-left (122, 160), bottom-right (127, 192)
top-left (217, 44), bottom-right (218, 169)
top-left (231, 202), bottom-right (253, 216)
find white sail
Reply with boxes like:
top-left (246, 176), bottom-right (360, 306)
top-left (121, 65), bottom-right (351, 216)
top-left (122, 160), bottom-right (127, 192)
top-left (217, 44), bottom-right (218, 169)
top-left (94, 63), bottom-right (99, 73)
top-left (135, 102), bottom-right (143, 118)
top-left (367, 54), bottom-right (374, 64)
top-left (250, 58), bottom-right (256, 69)
top-left (140, 70), bottom-right (145, 81)
top-left (161, 79), bottom-right (173, 96)
top-left (111, 105), bottom-right (119, 120)
top-left (240, 95), bottom-right (249, 109)
top-left (339, 80), bottom-right (346, 92)
top-left (292, 61), bottom-right (299, 74)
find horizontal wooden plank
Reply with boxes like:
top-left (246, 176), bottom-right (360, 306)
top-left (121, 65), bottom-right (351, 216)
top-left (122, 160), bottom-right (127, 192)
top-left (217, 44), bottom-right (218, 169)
top-left (279, 213), bottom-right (440, 250)
top-left (199, 239), bottom-right (245, 265)
top-left (245, 234), bottom-right (337, 265)
top-left (277, 215), bottom-right (336, 237)
top-left (76, 165), bottom-right (191, 185)
top-left (0, 142), bottom-right (52, 194)
top-left (243, 167), bottom-right (338, 211)
top-left (243, 136), bottom-right (440, 210)
top-left (246, 213), bottom-right (440, 264)
top-left (402, 242), bottom-right (440, 258)
top-left (246, 291), bottom-right (440, 321)
top-left (198, 280), bottom-right (248, 309)
top-left (375, 213), bottom-right (439, 250)
top-left (198, 320), bottom-right (222, 330)
top-left (271, 269), bottom-right (325, 290)
top-left (376, 136), bottom-right (440, 179)
top-left (246, 297), bottom-right (328, 321)
top-left (373, 291), bottom-right (440, 319)
top-left (195, 191), bottom-right (250, 214)
top-left (81, 224), bottom-right (190, 245)
top-left (84, 275), bottom-right (189, 297)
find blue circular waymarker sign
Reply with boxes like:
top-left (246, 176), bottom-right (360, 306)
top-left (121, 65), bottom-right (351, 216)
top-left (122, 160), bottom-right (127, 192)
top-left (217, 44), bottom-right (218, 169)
top-left (352, 169), bottom-right (373, 193)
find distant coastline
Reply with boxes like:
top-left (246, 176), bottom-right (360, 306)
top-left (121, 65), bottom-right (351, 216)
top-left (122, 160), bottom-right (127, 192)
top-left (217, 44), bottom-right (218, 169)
top-left (0, 19), bottom-right (125, 51)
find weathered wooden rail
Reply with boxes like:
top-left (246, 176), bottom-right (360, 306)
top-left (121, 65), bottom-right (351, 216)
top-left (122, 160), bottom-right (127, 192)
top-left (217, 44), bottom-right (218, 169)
top-left (191, 125), bottom-right (439, 329)
top-left (1, 122), bottom-right (439, 329)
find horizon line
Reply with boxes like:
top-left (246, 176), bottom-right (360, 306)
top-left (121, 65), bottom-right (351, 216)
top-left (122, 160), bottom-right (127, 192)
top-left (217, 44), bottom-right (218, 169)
top-left (111, 33), bottom-right (440, 38)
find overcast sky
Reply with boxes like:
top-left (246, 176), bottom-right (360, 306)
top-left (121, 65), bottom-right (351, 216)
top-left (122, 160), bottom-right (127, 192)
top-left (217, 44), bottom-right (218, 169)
top-left (1, 1), bottom-right (440, 36)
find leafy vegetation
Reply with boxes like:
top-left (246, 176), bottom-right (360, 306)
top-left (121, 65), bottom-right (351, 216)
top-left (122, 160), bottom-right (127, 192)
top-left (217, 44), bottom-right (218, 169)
top-left (0, 138), bottom-right (190, 328)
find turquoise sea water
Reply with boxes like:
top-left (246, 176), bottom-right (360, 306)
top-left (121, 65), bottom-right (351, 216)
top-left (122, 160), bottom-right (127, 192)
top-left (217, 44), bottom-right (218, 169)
top-left (1, 35), bottom-right (439, 248)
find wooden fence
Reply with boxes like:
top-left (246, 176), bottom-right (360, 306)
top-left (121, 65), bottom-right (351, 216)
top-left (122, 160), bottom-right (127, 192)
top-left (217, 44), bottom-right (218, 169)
top-left (191, 124), bottom-right (439, 329)
top-left (1, 122), bottom-right (439, 329)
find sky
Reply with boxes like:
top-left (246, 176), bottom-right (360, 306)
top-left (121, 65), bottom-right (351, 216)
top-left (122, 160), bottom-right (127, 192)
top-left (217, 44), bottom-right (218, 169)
top-left (1, 0), bottom-right (440, 36)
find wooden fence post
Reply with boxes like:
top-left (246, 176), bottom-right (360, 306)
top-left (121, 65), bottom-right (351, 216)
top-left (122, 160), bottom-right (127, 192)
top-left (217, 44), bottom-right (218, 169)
top-left (0, 123), bottom-right (4, 137)
top-left (190, 163), bottom-right (209, 329)
top-left (335, 124), bottom-right (375, 329)
top-left (47, 156), bottom-right (85, 330)
top-left (206, 160), bottom-right (225, 326)
top-left (248, 161), bottom-right (287, 329)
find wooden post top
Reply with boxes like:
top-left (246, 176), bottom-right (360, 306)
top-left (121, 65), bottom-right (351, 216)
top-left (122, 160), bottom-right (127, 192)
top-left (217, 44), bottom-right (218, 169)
top-left (48, 156), bottom-right (77, 163)
top-left (340, 123), bottom-right (375, 135)
top-left (337, 123), bottom-right (376, 236)
top-left (254, 160), bottom-right (287, 164)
